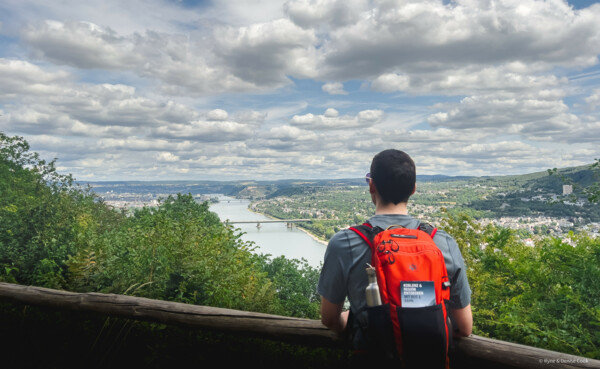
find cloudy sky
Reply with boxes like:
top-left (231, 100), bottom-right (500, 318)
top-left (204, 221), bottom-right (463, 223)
top-left (1, 0), bottom-right (600, 181)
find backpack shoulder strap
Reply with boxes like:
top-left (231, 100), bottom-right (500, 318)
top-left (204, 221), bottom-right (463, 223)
top-left (418, 222), bottom-right (438, 239)
top-left (349, 222), bottom-right (379, 248)
top-left (350, 221), bottom-right (437, 245)
top-left (349, 223), bottom-right (374, 248)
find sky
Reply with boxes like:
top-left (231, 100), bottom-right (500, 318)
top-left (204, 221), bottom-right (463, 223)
top-left (1, 0), bottom-right (600, 181)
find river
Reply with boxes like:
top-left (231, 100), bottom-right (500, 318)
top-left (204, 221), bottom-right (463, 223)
top-left (209, 196), bottom-right (327, 267)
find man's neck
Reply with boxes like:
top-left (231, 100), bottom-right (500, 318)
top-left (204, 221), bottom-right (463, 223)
top-left (374, 201), bottom-right (409, 215)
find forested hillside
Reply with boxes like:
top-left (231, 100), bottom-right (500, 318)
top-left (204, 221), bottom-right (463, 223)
top-left (253, 161), bottom-right (600, 240)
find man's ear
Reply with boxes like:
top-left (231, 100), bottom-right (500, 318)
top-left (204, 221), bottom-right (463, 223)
top-left (411, 184), bottom-right (416, 195)
top-left (369, 180), bottom-right (378, 206)
top-left (369, 180), bottom-right (376, 194)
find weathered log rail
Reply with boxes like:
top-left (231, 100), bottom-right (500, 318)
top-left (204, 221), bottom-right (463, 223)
top-left (1, 282), bottom-right (598, 368)
top-left (0, 282), bottom-right (338, 348)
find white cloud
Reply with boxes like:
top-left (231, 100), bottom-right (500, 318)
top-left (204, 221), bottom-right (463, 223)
top-left (1, 76), bottom-right (202, 139)
top-left (265, 125), bottom-right (318, 141)
top-left (207, 109), bottom-right (229, 121)
top-left (427, 91), bottom-right (575, 140)
top-left (96, 137), bottom-right (179, 152)
top-left (156, 152), bottom-right (180, 162)
top-left (0, 58), bottom-right (70, 97)
top-left (290, 108), bottom-right (383, 129)
top-left (18, 1), bottom-right (600, 98)
top-left (154, 119), bottom-right (255, 142)
top-left (21, 20), bottom-right (257, 95)
top-left (371, 73), bottom-right (410, 93)
top-left (322, 82), bottom-right (348, 95)
top-left (324, 108), bottom-right (339, 117)
top-left (234, 110), bottom-right (267, 124)
top-left (357, 109), bottom-right (384, 123)
top-left (585, 89), bottom-right (600, 110)
top-left (318, 0), bottom-right (600, 82)
top-left (203, 0), bottom-right (287, 26)
top-left (23, 20), bottom-right (129, 69)
top-left (213, 18), bottom-right (317, 86)
top-left (403, 65), bottom-right (565, 95)
top-left (284, 0), bottom-right (367, 29)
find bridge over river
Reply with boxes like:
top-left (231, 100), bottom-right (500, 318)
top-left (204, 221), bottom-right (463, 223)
top-left (225, 219), bottom-right (312, 228)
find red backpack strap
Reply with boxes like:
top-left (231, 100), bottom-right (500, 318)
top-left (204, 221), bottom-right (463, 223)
top-left (351, 221), bottom-right (436, 245)
top-left (349, 222), bottom-right (376, 248)
top-left (418, 222), bottom-right (437, 239)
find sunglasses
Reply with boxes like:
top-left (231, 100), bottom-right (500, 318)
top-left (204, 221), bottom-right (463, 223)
top-left (365, 172), bottom-right (371, 184)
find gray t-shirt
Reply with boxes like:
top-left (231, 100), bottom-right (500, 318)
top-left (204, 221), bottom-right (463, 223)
top-left (317, 214), bottom-right (471, 341)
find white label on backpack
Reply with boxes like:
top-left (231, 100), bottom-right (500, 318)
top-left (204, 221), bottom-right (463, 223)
top-left (400, 281), bottom-right (435, 308)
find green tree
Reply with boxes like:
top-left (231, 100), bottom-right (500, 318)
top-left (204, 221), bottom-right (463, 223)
top-left (74, 194), bottom-right (279, 313)
top-left (253, 255), bottom-right (321, 319)
top-left (0, 132), bottom-right (114, 287)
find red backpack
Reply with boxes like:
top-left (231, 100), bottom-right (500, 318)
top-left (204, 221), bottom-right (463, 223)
top-left (349, 222), bottom-right (452, 369)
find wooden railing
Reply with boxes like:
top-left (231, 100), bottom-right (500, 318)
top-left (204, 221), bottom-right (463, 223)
top-left (0, 282), bottom-right (598, 369)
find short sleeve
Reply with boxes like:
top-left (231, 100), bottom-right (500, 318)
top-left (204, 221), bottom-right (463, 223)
top-left (317, 230), bottom-right (352, 305)
top-left (436, 232), bottom-right (471, 309)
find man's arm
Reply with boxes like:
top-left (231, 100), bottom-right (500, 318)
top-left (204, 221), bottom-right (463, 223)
top-left (451, 303), bottom-right (473, 337)
top-left (320, 296), bottom-right (349, 333)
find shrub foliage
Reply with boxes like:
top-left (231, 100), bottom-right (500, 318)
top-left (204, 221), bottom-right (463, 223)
top-left (440, 209), bottom-right (599, 359)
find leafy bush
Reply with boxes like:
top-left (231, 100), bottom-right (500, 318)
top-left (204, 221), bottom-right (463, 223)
top-left (441, 210), bottom-right (600, 359)
top-left (253, 255), bottom-right (321, 319)
top-left (75, 194), bottom-right (279, 313)
top-left (0, 132), bottom-right (117, 287)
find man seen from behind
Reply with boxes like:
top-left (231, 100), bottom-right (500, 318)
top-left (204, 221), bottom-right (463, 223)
top-left (318, 149), bottom-right (473, 367)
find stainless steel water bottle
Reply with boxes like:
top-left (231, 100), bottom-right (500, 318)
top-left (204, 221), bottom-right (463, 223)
top-left (365, 264), bottom-right (382, 306)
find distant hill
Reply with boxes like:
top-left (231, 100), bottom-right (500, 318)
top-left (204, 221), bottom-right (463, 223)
top-left (82, 180), bottom-right (246, 197)
top-left (467, 163), bottom-right (599, 221)
top-left (417, 174), bottom-right (474, 182)
top-left (82, 162), bottom-right (597, 201)
top-left (475, 163), bottom-right (597, 193)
